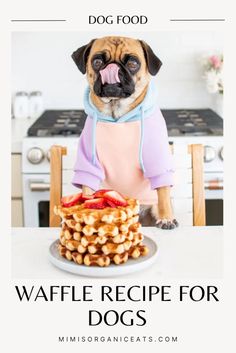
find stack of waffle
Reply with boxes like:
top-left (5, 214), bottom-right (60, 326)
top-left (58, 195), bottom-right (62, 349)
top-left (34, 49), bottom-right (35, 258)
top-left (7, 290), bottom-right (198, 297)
top-left (54, 196), bottom-right (149, 267)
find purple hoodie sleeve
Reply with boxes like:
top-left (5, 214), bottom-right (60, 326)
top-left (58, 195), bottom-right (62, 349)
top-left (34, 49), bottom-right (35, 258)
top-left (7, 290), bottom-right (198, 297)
top-left (142, 108), bottom-right (174, 189)
top-left (72, 117), bottom-right (105, 191)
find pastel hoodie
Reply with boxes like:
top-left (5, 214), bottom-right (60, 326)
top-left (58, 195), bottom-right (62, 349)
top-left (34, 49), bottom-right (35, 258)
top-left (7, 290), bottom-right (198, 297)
top-left (72, 82), bottom-right (174, 205)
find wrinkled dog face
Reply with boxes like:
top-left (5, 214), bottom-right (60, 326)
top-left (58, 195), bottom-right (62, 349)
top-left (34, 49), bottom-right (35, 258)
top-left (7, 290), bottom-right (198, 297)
top-left (72, 36), bottom-right (162, 115)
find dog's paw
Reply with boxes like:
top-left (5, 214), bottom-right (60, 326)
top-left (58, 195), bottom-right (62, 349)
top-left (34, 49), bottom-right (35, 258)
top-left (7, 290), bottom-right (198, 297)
top-left (156, 218), bottom-right (179, 230)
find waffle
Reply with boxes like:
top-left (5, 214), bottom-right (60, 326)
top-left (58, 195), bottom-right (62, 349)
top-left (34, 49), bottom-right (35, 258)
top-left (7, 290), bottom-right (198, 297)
top-left (62, 219), bottom-right (141, 237)
top-left (54, 198), bottom-right (140, 224)
top-left (55, 192), bottom-right (149, 267)
top-left (84, 254), bottom-right (111, 267)
top-left (64, 219), bottom-right (82, 232)
top-left (129, 244), bottom-right (149, 258)
top-left (58, 243), bottom-right (149, 267)
top-left (61, 228), bottom-right (138, 245)
top-left (58, 244), bottom-right (83, 264)
top-left (60, 232), bottom-right (143, 254)
top-left (81, 233), bottom-right (127, 246)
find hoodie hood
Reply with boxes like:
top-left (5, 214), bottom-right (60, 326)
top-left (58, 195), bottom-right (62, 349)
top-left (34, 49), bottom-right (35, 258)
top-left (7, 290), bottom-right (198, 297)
top-left (83, 80), bottom-right (158, 123)
top-left (83, 80), bottom-right (159, 172)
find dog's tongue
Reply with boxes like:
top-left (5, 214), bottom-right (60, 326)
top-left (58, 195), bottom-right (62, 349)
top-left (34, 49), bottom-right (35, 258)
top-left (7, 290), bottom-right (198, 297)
top-left (100, 63), bottom-right (120, 84)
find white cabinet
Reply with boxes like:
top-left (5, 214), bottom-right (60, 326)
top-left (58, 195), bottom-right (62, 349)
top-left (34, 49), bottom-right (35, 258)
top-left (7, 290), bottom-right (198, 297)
top-left (11, 154), bottom-right (23, 226)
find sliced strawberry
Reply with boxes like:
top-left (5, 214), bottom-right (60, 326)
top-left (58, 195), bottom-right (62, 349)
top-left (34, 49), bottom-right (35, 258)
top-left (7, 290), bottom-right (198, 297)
top-left (106, 199), bottom-right (117, 208)
top-left (93, 189), bottom-right (112, 198)
top-left (61, 193), bottom-right (82, 207)
top-left (80, 194), bottom-right (94, 202)
top-left (84, 198), bottom-right (106, 209)
top-left (104, 191), bottom-right (127, 207)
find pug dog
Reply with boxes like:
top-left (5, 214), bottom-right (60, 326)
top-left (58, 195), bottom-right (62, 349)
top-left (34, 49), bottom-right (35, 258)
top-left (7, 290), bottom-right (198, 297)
top-left (71, 36), bottom-right (178, 229)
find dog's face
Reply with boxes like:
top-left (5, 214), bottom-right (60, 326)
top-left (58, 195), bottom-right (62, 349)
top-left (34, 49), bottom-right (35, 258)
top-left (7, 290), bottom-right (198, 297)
top-left (72, 36), bottom-right (162, 116)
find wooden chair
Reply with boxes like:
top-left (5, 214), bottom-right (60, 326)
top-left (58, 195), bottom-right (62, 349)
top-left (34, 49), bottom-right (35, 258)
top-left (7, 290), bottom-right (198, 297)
top-left (49, 145), bottom-right (67, 227)
top-left (189, 144), bottom-right (206, 226)
top-left (171, 144), bottom-right (206, 226)
top-left (49, 144), bottom-right (205, 227)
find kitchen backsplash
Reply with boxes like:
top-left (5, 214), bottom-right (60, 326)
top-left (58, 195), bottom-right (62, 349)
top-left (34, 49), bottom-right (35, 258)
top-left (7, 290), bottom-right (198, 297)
top-left (11, 31), bottom-right (223, 112)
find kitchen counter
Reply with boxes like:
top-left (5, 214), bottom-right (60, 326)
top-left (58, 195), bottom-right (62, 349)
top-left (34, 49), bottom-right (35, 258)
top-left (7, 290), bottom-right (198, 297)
top-left (11, 226), bottom-right (223, 279)
top-left (11, 117), bottom-right (37, 153)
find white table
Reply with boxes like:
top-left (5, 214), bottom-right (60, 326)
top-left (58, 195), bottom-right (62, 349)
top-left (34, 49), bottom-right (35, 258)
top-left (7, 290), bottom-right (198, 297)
top-left (11, 226), bottom-right (223, 279)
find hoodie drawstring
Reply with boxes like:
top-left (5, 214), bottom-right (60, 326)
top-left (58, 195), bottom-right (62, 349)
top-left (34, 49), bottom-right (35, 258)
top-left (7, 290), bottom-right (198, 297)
top-left (92, 112), bottom-right (98, 164)
top-left (139, 106), bottom-right (145, 173)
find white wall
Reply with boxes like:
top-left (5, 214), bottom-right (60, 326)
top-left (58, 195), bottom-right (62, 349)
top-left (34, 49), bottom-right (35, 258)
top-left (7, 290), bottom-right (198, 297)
top-left (11, 31), bottom-right (223, 110)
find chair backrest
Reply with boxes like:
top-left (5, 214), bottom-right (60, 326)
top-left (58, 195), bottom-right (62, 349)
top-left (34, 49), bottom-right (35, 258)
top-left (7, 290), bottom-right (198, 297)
top-left (49, 143), bottom-right (205, 227)
top-left (171, 144), bottom-right (206, 226)
top-left (49, 145), bottom-right (67, 227)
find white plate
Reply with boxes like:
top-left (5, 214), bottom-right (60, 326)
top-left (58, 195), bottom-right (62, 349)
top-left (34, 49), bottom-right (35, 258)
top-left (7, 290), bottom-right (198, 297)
top-left (48, 236), bottom-right (158, 278)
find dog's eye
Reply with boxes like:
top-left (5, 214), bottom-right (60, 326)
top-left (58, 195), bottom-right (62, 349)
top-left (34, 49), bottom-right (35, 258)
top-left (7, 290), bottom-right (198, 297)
top-left (126, 58), bottom-right (140, 73)
top-left (92, 58), bottom-right (104, 71)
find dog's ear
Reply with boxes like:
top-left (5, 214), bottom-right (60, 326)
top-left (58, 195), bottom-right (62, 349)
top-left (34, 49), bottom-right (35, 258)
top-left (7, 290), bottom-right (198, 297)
top-left (71, 39), bottom-right (96, 74)
top-left (139, 40), bottom-right (162, 75)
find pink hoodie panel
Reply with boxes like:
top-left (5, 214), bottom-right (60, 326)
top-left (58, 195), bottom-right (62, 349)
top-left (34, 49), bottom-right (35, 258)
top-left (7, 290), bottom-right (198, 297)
top-left (96, 120), bottom-right (157, 204)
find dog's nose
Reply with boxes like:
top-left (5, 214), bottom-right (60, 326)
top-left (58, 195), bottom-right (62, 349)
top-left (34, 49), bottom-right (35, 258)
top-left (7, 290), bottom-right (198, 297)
top-left (102, 83), bottom-right (122, 97)
top-left (100, 63), bottom-right (120, 84)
